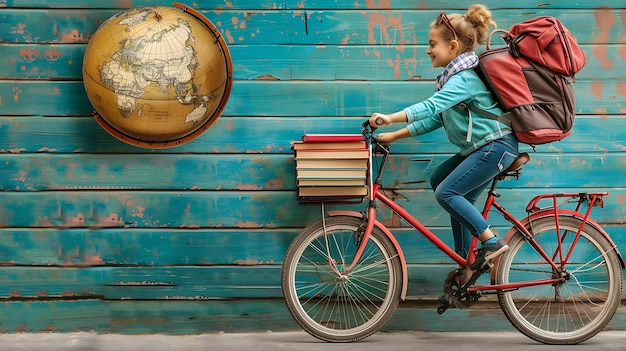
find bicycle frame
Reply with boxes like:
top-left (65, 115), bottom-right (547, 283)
top-left (328, 127), bottom-right (623, 300)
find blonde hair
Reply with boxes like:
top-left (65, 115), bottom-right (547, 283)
top-left (433, 4), bottom-right (496, 52)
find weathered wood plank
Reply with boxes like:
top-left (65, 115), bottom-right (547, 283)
top-left (0, 299), bottom-right (300, 334)
top-left (1, 225), bottom-right (624, 267)
top-left (297, 8), bottom-right (621, 45)
top-left (7, 298), bottom-right (625, 334)
top-left (0, 115), bottom-right (623, 154)
top-left (0, 8), bottom-right (620, 45)
top-left (1, 43), bottom-right (621, 82)
top-left (0, 81), bottom-right (93, 115)
top-left (2, 239), bottom-right (626, 300)
top-left (0, 266), bottom-right (285, 299)
top-left (0, 44), bottom-right (85, 80)
top-left (103, 299), bottom-right (300, 334)
top-left (0, 265), bottom-right (545, 299)
top-left (0, 0), bottom-right (287, 10)
top-left (0, 115), bottom-right (358, 154)
top-left (0, 188), bottom-right (623, 229)
top-left (0, 190), bottom-right (326, 229)
top-left (0, 265), bottom-right (484, 299)
top-left (0, 154), bottom-right (296, 191)
top-left (286, 1), bottom-right (625, 10)
top-left (0, 228), bottom-right (298, 266)
top-left (227, 80), bottom-right (626, 117)
top-left (1, 81), bottom-right (624, 117)
top-left (0, 115), bottom-right (393, 153)
top-left (0, 9), bottom-right (300, 44)
top-left (0, 9), bottom-right (113, 44)
top-left (1, 153), bottom-right (625, 191)
top-left (0, 298), bottom-right (621, 334)
top-left (0, 299), bottom-right (111, 333)
top-left (1, 0), bottom-right (609, 10)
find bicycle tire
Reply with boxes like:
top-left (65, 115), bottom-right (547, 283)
top-left (496, 215), bottom-right (623, 344)
top-left (281, 215), bottom-right (403, 342)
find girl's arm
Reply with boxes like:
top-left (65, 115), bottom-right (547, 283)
top-left (369, 110), bottom-right (407, 126)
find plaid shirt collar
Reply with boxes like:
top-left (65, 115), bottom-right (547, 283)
top-left (435, 51), bottom-right (479, 91)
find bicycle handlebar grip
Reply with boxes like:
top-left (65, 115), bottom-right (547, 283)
top-left (375, 117), bottom-right (384, 126)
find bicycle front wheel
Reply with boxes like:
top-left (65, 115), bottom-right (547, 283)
top-left (281, 215), bottom-right (403, 342)
top-left (497, 215), bottom-right (623, 344)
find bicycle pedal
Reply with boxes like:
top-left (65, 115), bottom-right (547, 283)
top-left (478, 260), bottom-right (494, 274)
top-left (436, 303), bottom-right (450, 315)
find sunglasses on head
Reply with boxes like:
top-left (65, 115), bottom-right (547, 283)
top-left (436, 12), bottom-right (458, 41)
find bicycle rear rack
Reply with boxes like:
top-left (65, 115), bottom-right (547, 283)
top-left (526, 192), bottom-right (607, 214)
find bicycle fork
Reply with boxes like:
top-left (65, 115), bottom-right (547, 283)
top-left (323, 205), bottom-right (377, 277)
top-left (325, 201), bottom-right (410, 300)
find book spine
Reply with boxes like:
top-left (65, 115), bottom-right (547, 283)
top-left (302, 134), bottom-right (364, 142)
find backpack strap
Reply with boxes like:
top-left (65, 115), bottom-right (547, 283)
top-left (457, 102), bottom-right (512, 128)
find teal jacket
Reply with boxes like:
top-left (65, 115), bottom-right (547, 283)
top-left (404, 69), bottom-right (512, 156)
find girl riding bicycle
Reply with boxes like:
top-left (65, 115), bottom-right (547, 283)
top-left (283, 5), bottom-right (623, 344)
top-left (369, 4), bottom-right (518, 269)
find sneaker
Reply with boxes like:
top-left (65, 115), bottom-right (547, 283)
top-left (470, 238), bottom-right (509, 271)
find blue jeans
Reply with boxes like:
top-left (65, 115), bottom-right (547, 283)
top-left (430, 134), bottom-right (519, 257)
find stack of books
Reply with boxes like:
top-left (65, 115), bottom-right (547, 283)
top-left (293, 134), bottom-right (370, 202)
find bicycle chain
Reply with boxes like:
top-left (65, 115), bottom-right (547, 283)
top-left (442, 269), bottom-right (481, 309)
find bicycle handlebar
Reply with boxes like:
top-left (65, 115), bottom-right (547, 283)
top-left (361, 119), bottom-right (391, 188)
top-left (362, 119), bottom-right (390, 156)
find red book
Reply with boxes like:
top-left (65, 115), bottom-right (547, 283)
top-left (301, 134), bottom-right (364, 143)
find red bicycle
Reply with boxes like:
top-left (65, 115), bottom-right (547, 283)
top-left (281, 121), bottom-right (623, 344)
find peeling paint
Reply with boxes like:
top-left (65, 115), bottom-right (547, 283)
top-left (224, 28), bottom-right (234, 44)
top-left (234, 220), bottom-right (263, 228)
top-left (265, 178), bottom-right (284, 190)
top-left (592, 7), bottom-right (615, 69)
top-left (12, 86), bottom-right (22, 102)
top-left (367, 12), bottom-right (405, 45)
top-left (236, 183), bottom-right (262, 190)
top-left (590, 81), bottom-right (603, 102)
top-left (233, 258), bottom-right (260, 265)
top-left (256, 74), bottom-right (280, 80)
top-left (617, 193), bottom-right (625, 206)
top-left (616, 82), bottom-right (626, 103)
top-left (162, 295), bottom-right (220, 300)
top-left (106, 281), bottom-right (176, 286)
top-left (364, 0), bottom-right (392, 9)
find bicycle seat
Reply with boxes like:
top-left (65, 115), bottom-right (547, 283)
top-left (502, 152), bottom-right (530, 173)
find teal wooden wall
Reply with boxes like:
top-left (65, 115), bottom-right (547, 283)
top-left (0, 0), bottom-right (624, 333)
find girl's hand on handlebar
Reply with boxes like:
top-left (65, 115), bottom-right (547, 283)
top-left (369, 112), bottom-right (391, 127)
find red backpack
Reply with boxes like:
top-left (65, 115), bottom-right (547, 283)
top-left (507, 16), bottom-right (586, 77)
top-left (462, 16), bottom-right (586, 146)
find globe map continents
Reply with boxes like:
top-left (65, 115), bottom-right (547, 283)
top-left (82, 3), bottom-right (232, 148)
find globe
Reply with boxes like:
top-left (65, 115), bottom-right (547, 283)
top-left (82, 3), bottom-right (232, 148)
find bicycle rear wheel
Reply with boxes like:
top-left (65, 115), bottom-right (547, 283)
top-left (497, 216), bottom-right (623, 344)
top-left (281, 215), bottom-right (402, 342)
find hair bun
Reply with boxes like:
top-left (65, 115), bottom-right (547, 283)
top-left (464, 4), bottom-right (496, 45)
top-left (464, 14), bottom-right (481, 27)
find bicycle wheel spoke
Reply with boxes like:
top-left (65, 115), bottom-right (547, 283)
top-left (568, 248), bottom-right (614, 274)
top-left (342, 284), bottom-right (375, 326)
top-left (327, 230), bottom-right (348, 268)
top-left (497, 216), bottom-right (622, 344)
top-left (564, 275), bottom-right (606, 308)
top-left (345, 277), bottom-right (386, 305)
top-left (350, 254), bottom-right (397, 276)
top-left (282, 216), bottom-right (402, 342)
